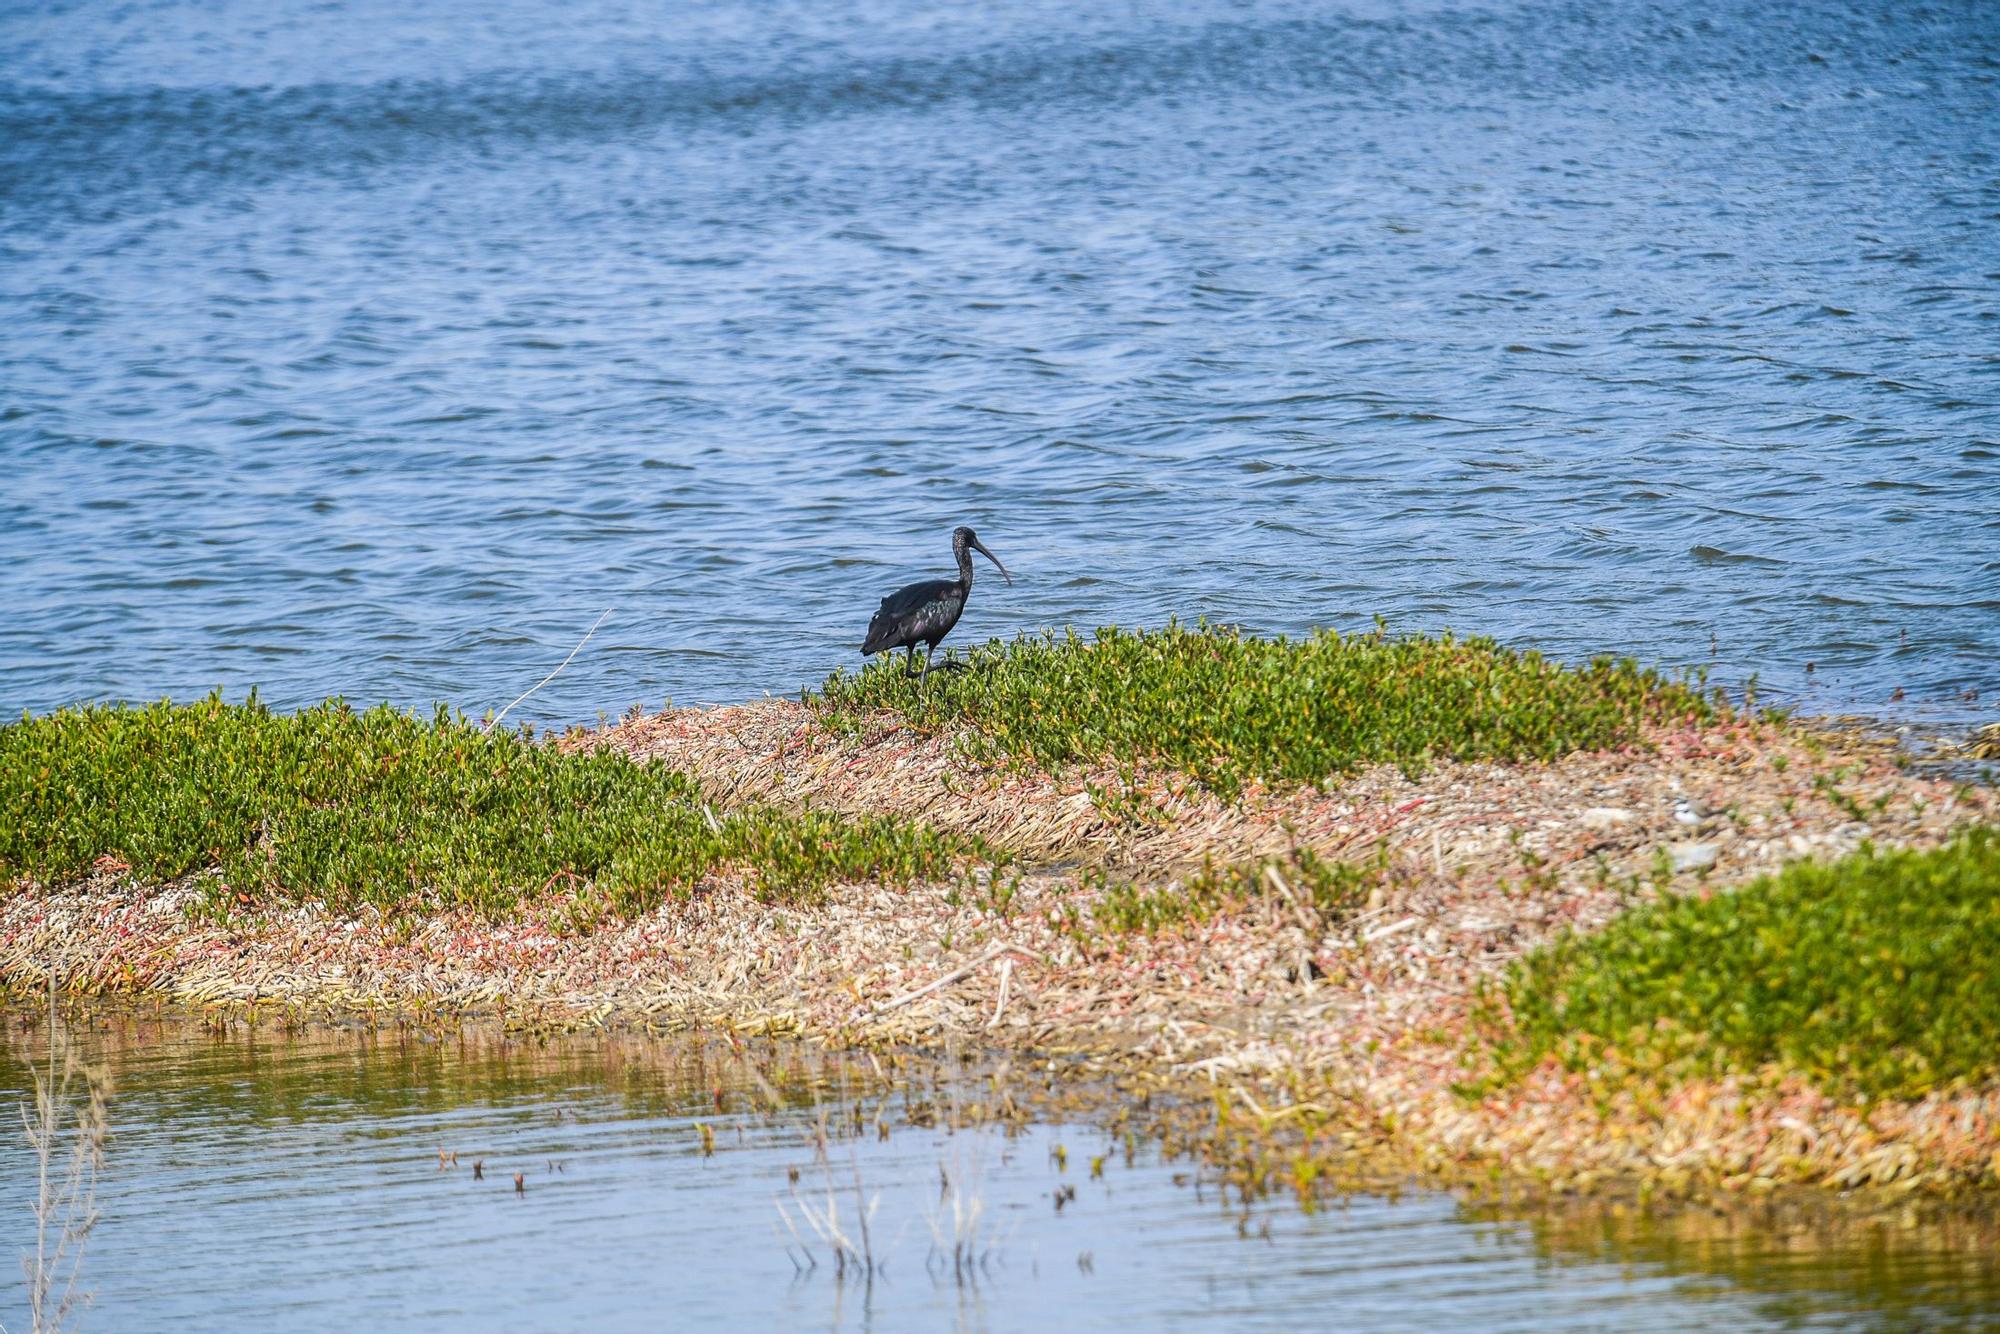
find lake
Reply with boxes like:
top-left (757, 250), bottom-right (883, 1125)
top-left (2, 0), bottom-right (1996, 726)
top-left (5, 1011), bottom-right (1998, 1330)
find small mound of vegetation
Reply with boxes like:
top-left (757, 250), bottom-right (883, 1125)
top-left (815, 622), bottom-right (1714, 798)
top-left (1, 696), bottom-right (982, 918)
top-left (1488, 829), bottom-right (2000, 1102)
top-left (1088, 844), bottom-right (1389, 937)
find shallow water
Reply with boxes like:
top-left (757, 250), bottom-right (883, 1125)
top-left (3, 1014), bottom-right (1997, 1331)
top-left (3, 0), bottom-right (1997, 726)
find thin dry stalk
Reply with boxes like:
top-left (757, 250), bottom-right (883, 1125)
top-left (923, 1138), bottom-right (1006, 1286)
top-left (20, 972), bottom-right (110, 1334)
top-left (870, 943), bottom-right (1026, 1018)
top-left (781, 1093), bottom-right (881, 1282)
top-left (985, 958), bottom-right (1013, 1030)
top-left (788, 1171), bottom-right (880, 1280)
top-left (483, 607), bottom-right (614, 734)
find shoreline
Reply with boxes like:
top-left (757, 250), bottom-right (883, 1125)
top-left (5, 701), bottom-right (1997, 1210)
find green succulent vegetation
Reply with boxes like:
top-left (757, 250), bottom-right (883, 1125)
top-left (0, 696), bottom-right (983, 918)
top-left (815, 621), bottom-right (1715, 798)
top-left (1487, 828), bottom-right (2000, 1102)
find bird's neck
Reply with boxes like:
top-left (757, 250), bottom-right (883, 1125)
top-left (955, 545), bottom-right (974, 590)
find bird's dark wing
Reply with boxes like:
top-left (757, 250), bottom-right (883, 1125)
top-left (862, 577), bottom-right (961, 655)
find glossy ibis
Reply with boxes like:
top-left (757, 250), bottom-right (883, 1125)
top-left (862, 526), bottom-right (1012, 678)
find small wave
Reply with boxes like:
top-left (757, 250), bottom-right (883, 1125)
top-left (1689, 545), bottom-right (1785, 566)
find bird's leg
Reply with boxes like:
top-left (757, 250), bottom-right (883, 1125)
top-left (904, 645), bottom-right (923, 679)
top-left (914, 647), bottom-right (968, 681)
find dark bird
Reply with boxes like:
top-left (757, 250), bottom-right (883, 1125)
top-left (862, 526), bottom-right (1012, 679)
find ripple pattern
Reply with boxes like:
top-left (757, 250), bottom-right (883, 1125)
top-left (1, 0), bottom-right (1996, 723)
top-left (6, 1018), bottom-right (1994, 1329)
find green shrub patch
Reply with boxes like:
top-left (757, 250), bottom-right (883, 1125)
top-left (815, 622), bottom-right (1713, 799)
top-left (1491, 829), bottom-right (2000, 1102)
top-left (1, 696), bottom-right (980, 917)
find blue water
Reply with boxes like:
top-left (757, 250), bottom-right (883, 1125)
top-left (7, 1016), bottom-right (1997, 1330)
top-left (2, 0), bottom-right (1997, 726)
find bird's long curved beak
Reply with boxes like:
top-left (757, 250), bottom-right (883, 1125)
top-left (971, 536), bottom-right (1012, 586)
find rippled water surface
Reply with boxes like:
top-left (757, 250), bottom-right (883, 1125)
top-left (5, 1014), bottom-right (1999, 1330)
top-left (2, 0), bottom-right (1997, 723)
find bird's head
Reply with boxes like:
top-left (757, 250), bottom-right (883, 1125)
top-left (953, 526), bottom-right (1012, 585)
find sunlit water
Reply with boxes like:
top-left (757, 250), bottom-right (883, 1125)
top-left (4, 1014), bottom-right (1997, 1331)
top-left (2, 0), bottom-right (1997, 726)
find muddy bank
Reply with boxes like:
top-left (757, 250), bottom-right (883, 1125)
top-left (4, 704), bottom-right (1996, 1205)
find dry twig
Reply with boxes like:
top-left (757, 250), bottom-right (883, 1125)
top-left (484, 607), bottom-right (614, 734)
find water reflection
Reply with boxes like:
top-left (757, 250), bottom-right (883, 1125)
top-left (3, 1010), bottom-right (1996, 1330)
